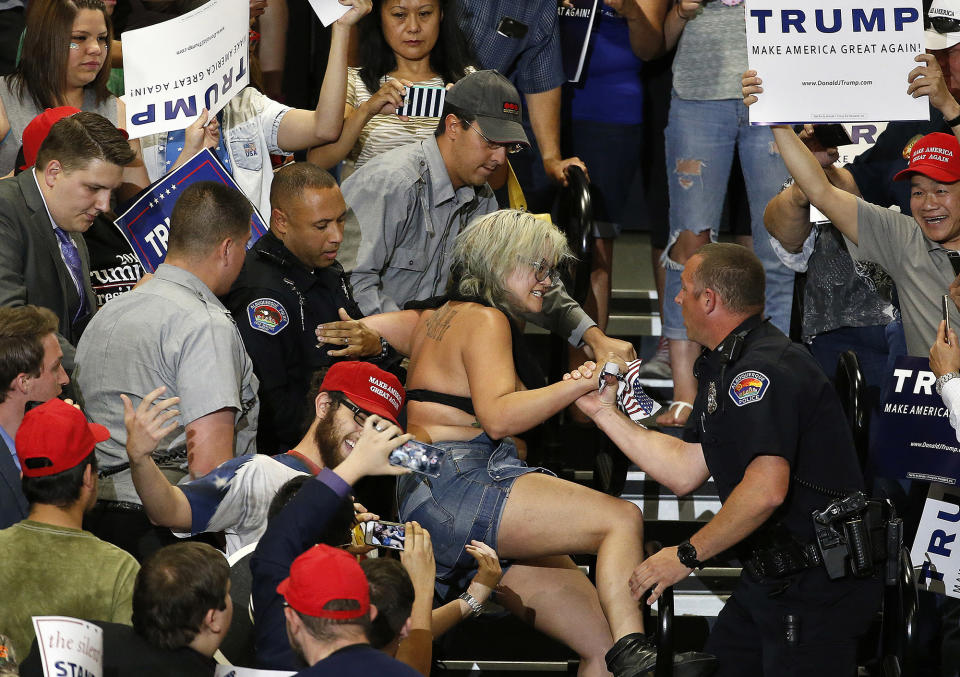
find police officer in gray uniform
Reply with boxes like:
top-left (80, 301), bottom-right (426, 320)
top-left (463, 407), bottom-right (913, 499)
top-left (574, 243), bottom-right (882, 677)
top-left (75, 182), bottom-right (259, 559)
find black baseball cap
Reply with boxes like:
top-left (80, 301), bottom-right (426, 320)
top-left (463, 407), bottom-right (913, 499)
top-left (445, 70), bottom-right (529, 147)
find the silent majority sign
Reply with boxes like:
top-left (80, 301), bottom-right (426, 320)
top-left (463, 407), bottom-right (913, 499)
top-left (745, 0), bottom-right (929, 124)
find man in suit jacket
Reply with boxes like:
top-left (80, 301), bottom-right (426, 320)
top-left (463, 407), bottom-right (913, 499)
top-left (0, 109), bottom-right (134, 370)
top-left (0, 305), bottom-right (69, 529)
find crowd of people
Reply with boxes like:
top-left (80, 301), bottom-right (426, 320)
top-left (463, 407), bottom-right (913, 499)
top-left (1, 0), bottom-right (960, 676)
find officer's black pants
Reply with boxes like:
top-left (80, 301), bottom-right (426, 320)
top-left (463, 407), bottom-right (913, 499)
top-left (705, 568), bottom-right (882, 676)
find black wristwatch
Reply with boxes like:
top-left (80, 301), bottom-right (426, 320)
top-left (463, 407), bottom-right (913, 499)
top-left (677, 540), bottom-right (703, 569)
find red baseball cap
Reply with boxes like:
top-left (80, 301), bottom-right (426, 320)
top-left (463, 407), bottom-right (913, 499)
top-left (277, 544), bottom-right (370, 619)
top-left (19, 107), bottom-right (81, 171)
top-left (321, 362), bottom-right (404, 426)
top-left (20, 107), bottom-right (129, 171)
top-left (17, 399), bottom-right (109, 477)
top-left (893, 132), bottom-right (960, 183)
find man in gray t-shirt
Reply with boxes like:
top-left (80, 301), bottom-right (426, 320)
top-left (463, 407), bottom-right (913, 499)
top-left (75, 182), bottom-right (259, 553)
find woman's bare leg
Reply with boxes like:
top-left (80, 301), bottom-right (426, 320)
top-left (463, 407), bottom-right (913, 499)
top-left (497, 472), bottom-right (646, 641)
top-left (497, 555), bottom-right (614, 677)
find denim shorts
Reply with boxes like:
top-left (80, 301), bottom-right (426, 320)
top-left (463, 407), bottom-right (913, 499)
top-left (396, 433), bottom-right (553, 600)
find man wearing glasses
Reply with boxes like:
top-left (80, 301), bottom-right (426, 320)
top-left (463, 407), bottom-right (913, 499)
top-left (341, 69), bottom-right (635, 363)
top-left (120, 361), bottom-right (408, 558)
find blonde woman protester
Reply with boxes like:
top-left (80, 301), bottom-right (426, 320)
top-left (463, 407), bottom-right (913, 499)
top-left (321, 210), bottom-right (705, 677)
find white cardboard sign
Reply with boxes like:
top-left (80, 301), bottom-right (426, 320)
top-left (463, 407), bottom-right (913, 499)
top-left (215, 667), bottom-right (295, 677)
top-left (31, 617), bottom-right (102, 677)
top-left (745, 0), bottom-right (929, 124)
top-left (121, 0), bottom-right (249, 139)
top-left (306, 0), bottom-right (350, 27)
top-left (911, 483), bottom-right (960, 598)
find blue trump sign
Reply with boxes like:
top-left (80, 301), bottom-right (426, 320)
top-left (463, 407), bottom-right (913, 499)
top-left (113, 148), bottom-right (267, 273)
top-left (871, 355), bottom-right (960, 485)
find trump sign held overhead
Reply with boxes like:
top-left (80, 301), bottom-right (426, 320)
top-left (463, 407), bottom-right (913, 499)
top-left (114, 149), bottom-right (267, 273)
top-left (121, 0), bottom-right (249, 139)
top-left (745, 0), bottom-right (928, 124)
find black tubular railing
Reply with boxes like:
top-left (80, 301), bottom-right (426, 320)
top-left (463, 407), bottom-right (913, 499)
top-left (556, 164), bottom-right (594, 305)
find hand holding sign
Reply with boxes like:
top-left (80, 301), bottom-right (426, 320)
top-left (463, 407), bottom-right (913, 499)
top-left (930, 320), bottom-right (960, 377)
top-left (336, 0), bottom-right (372, 27)
top-left (908, 53), bottom-right (960, 120)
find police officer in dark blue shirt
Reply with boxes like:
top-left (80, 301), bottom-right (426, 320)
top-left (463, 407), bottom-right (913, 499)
top-left (575, 243), bottom-right (882, 676)
top-left (223, 163), bottom-right (390, 454)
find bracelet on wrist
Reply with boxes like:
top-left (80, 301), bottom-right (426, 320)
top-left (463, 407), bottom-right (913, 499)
top-left (458, 591), bottom-right (484, 618)
top-left (946, 111), bottom-right (960, 128)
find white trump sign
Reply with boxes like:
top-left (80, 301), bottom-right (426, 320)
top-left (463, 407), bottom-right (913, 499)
top-left (121, 0), bottom-right (249, 139)
top-left (745, 0), bottom-right (929, 124)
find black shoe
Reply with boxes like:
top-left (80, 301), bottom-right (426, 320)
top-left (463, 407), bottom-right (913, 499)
top-left (605, 633), bottom-right (657, 677)
top-left (606, 635), bottom-right (719, 677)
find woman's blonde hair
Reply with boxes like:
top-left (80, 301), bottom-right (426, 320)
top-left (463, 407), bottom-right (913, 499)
top-left (450, 210), bottom-right (573, 318)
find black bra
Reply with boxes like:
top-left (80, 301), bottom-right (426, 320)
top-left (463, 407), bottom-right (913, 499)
top-left (405, 389), bottom-right (476, 416)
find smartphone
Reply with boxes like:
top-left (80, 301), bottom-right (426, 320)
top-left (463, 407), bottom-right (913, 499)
top-left (812, 124), bottom-right (853, 149)
top-left (389, 440), bottom-right (445, 477)
top-left (396, 85), bottom-right (445, 117)
top-left (944, 294), bottom-right (952, 339)
top-left (496, 16), bottom-right (528, 39)
top-left (353, 520), bottom-right (406, 550)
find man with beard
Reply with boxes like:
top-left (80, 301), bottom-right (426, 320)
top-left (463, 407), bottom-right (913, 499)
top-left (122, 361), bottom-right (407, 557)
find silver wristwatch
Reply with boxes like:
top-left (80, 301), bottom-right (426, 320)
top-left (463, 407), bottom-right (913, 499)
top-left (936, 371), bottom-right (960, 396)
top-left (458, 591), bottom-right (484, 617)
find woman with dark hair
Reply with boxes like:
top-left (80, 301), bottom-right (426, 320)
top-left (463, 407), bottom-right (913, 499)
top-left (0, 0), bottom-right (148, 191)
top-left (307, 0), bottom-right (474, 175)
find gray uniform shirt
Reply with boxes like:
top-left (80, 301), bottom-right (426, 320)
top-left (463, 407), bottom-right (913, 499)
top-left (74, 263), bottom-right (259, 503)
top-left (340, 136), bottom-right (594, 345)
top-left (845, 199), bottom-right (955, 356)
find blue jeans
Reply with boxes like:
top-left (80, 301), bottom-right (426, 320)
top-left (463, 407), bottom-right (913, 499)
top-left (396, 434), bottom-right (552, 599)
top-left (661, 95), bottom-right (793, 339)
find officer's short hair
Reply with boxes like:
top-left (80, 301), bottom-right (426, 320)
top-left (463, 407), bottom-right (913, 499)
top-left (167, 181), bottom-right (252, 259)
top-left (270, 162), bottom-right (339, 214)
top-left (692, 243), bottom-right (765, 314)
top-left (133, 542), bottom-right (229, 650)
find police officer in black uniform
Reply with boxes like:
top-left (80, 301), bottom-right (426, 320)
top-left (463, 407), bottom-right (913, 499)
top-left (223, 163), bottom-right (389, 454)
top-left (575, 243), bottom-right (882, 676)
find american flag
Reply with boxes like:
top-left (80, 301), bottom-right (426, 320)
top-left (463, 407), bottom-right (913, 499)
top-left (601, 359), bottom-right (663, 424)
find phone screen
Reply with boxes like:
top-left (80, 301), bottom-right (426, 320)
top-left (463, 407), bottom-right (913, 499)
top-left (944, 294), bottom-right (952, 337)
top-left (396, 86), bottom-right (445, 117)
top-left (361, 521), bottom-right (406, 550)
top-left (389, 440), bottom-right (445, 477)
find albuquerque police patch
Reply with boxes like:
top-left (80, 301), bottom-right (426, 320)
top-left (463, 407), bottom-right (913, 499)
top-left (728, 370), bottom-right (769, 407)
top-left (247, 298), bottom-right (288, 335)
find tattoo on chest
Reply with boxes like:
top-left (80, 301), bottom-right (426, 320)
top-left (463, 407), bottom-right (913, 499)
top-left (425, 305), bottom-right (457, 341)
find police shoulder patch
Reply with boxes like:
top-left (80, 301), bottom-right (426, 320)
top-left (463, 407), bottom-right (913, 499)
top-left (728, 370), bottom-right (769, 407)
top-left (247, 298), bottom-right (289, 335)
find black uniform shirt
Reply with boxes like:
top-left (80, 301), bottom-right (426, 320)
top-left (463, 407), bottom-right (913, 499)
top-left (682, 315), bottom-right (864, 544)
top-left (222, 230), bottom-right (363, 454)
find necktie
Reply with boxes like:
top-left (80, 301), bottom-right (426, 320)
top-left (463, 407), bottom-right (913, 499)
top-left (53, 227), bottom-right (87, 322)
